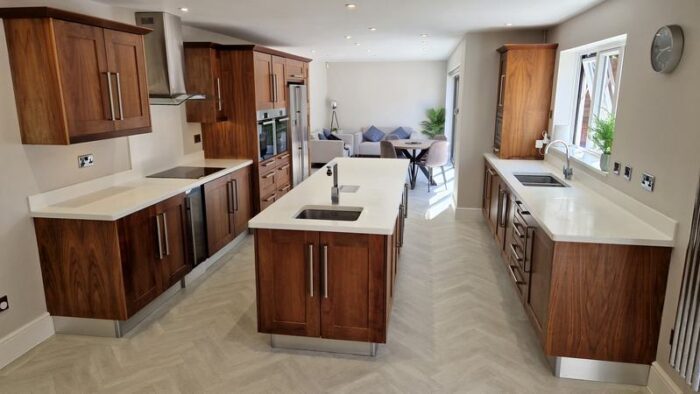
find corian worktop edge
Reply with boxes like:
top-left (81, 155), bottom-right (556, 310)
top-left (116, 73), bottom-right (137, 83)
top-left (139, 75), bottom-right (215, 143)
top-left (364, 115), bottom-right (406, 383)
top-left (28, 154), bottom-right (253, 221)
top-left (484, 153), bottom-right (676, 247)
top-left (248, 157), bottom-right (409, 235)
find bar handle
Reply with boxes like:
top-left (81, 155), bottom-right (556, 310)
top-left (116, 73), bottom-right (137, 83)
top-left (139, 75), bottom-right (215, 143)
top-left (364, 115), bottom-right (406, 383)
top-left (216, 77), bottom-right (222, 111)
top-left (233, 179), bottom-right (238, 212)
top-left (498, 74), bottom-right (505, 107)
top-left (162, 213), bottom-right (170, 256)
top-left (105, 72), bottom-right (115, 121)
top-left (155, 214), bottom-right (164, 260)
top-left (510, 244), bottom-right (523, 262)
top-left (115, 72), bottom-right (124, 120)
top-left (308, 244), bottom-right (314, 298)
top-left (187, 197), bottom-right (198, 263)
top-left (323, 244), bottom-right (328, 298)
top-left (508, 264), bottom-right (525, 285)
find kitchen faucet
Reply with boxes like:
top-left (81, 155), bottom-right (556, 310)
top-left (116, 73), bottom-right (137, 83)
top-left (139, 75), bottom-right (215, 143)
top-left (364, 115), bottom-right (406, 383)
top-left (544, 139), bottom-right (574, 180)
top-left (326, 163), bottom-right (339, 205)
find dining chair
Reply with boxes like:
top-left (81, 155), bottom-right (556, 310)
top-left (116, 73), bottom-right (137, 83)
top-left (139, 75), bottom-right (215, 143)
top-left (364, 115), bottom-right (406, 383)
top-left (421, 141), bottom-right (449, 192)
top-left (380, 141), bottom-right (398, 158)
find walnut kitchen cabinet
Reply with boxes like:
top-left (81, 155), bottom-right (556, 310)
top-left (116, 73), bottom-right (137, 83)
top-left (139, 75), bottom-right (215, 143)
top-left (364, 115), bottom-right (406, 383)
top-left (34, 193), bottom-right (191, 320)
top-left (0, 7), bottom-right (152, 144)
top-left (184, 43), bottom-right (228, 123)
top-left (493, 44), bottom-right (557, 159)
top-left (204, 166), bottom-right (252, 257)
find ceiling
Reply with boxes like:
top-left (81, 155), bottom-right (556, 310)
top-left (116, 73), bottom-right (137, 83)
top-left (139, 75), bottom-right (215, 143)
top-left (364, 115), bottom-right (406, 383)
top-left (98, 0), bottom-right (605, 62)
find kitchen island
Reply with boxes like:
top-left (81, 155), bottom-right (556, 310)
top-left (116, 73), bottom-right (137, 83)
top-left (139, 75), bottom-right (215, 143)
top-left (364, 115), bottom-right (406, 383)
top-left (249, 157), bottom-right (409, 355)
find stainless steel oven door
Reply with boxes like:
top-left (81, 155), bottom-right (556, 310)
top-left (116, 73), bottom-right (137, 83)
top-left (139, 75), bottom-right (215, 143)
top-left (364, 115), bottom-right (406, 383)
top-left (258, 119), bottom-right (276, 161)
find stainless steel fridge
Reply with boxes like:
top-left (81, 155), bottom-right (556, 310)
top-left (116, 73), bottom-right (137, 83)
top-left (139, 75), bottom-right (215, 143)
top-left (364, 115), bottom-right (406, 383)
top-left (289, 84), bottom-right (309, 186)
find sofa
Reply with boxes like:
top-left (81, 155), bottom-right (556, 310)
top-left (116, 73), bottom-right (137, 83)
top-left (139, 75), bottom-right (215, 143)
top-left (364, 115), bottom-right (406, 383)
top-left (356, 127), bottom-right (423, 156)
top-left (309, 130), bottom-right (357, 165)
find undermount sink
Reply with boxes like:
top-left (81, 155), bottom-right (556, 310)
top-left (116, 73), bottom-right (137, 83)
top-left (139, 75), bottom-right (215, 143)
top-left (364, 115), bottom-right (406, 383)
top-left (295, 206), bottom-right (363, 221)
top-left (514, 174), bottom-right (568, 187)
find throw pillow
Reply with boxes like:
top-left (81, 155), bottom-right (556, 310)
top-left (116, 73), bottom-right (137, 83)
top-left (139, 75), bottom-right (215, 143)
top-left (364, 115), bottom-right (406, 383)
top-left (317, 132), bottom-right (328, 140)
top-left (363, 126), bottom-right (385, 142)
top-left (389, 127), bottom-right (411, 140)
top-left (323, 128), bottom-right (332, 139)
top-left (327, 133), bottom-right (342, 141)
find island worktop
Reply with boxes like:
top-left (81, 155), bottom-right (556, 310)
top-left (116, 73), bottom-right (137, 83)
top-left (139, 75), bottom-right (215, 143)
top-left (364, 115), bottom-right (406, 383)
top-left (248, 157), bottom-right (410, 235)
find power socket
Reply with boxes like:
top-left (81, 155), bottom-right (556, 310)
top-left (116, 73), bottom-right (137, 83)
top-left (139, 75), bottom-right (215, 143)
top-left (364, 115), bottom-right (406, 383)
top-left (78, 154), bottom-right (95, 168)
top-left (0, 295), bottom-right (8, 313)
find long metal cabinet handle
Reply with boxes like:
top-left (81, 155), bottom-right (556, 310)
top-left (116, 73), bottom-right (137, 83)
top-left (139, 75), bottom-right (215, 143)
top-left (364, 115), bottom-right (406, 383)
top-left (404, 183), bottom-right (409, 218)
top-left (233, 179), bottom-right (238, 212)
top-left (496, 190), bottom-right (505, 227)
top-left (508, 265), bottom-right (524, 285)
top-left (115, 72), bottom-right (124, 120)
top-left (308, 244), bottom-right (314, 297)
top-left (227, 181), bottom-right (234, 214)
top-left (105, 72), bottom-right (115, 121)
top-left (262, 120), bottom-right (275, 126)
top-left (273, 74), bottom-right (278, 102)
top-left (216, 77), bottom-right (222, 111)
top-left (155, 214), bottom-right (164, 260)
top-left (270, 73), bottom-right (275, 102)
top-left (187, 198), bottom-right (198, 263)
top-left (323, 245), bottom-right (328, 298)
top-left (498, 75), bottom-right (505, 107)
top-left (162, 213), bottom-right (170, 256)
top-left (510, 244), bottom-right (523, 262)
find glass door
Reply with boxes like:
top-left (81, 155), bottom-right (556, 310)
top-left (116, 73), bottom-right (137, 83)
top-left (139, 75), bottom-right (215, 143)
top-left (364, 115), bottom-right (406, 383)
top-left (275, 116), bottom-right (289, 156)
top-left (258, 119), bottom-right (276, 161)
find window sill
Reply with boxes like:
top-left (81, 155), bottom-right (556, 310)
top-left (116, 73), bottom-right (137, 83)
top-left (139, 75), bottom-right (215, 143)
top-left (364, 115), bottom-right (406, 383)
top-left (550, 145), bottom-right (609, 177)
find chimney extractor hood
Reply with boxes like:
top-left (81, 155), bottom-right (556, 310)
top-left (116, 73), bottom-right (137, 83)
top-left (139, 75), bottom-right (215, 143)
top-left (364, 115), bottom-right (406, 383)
top-left (135, 12), bottom-right (204, 105)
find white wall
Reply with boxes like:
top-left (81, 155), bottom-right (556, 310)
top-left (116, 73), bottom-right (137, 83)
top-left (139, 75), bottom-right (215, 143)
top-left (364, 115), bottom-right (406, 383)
top-left (308, 60), bottom-right (328, 133)
top-left (547, 0), bottom-right (700, 390)
top-left (452, 30), bottom-right (546, 209)
top-left (325, 61), bottom-right (447, 133)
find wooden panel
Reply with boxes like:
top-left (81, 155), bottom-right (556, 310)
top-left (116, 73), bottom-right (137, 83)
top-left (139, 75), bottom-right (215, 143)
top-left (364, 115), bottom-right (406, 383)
top-left (259, 169), bottom-right (276, 197)
top-left (285, 58), bottom-right (304, 83)
top-left (184, 47), bottom-right (217, 123)
top-left (117, 205), bottom-right (161, 317)
top-left (495, 180), bottom-right (510, 250)
top-left (3, 19), bottom-right (68, 144)
top-left (33, 218), bottom-right (127, 320)
top-left (232, 166), bottom-right (252, 237)
top-left (487, 170), bottom-right (500, 235)
top-left (255, 229), bottom-right (320, 337)
top-left (53, 19), bottom-right (115, 139)
top-left (545, 242), bottom-right (671, 364)
top-left (156, 194), bottom-right (191, 289)
top-left (204, 174), bottom-right (235, 256)
top-left (260, 190), bottom-right (277, 211)
top-left (272, 55), bottom-right (286, 109)
top-left (496, 45), bottom-right (557, 159)
top-left (0, 7), bottom-right (152, 35)
top-left (104, 29), bottom-right (151, 132)
top-left (320, 233), bottom-right (387, 343)
top-left (276, 159), bottom-right (291, 188)
top-left (253, 52), bottom-right (273, 110)
top-left (526, 227), bottom-right (554, 343)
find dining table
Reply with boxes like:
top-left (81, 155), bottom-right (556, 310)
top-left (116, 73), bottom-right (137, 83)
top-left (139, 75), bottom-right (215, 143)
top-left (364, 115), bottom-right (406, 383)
top-left (390, 139), bottom-right (436, 189)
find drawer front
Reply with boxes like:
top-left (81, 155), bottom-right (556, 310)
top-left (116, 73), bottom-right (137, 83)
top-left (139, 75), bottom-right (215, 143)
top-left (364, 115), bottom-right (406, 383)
top-left (507, 255), bottom-right (528, 301)
top-left (277, 183), bottom-right (291, 198)
top-left (276, 153), bottom-right (291, 168)
top-left (259, 158), bottom-right (277, 173)
top-left (276, 161), bottom-right (291, 188)
top-left (260, 170), bottom-right (276, 196)
top-left (260, 191), bottom-right (277, 210)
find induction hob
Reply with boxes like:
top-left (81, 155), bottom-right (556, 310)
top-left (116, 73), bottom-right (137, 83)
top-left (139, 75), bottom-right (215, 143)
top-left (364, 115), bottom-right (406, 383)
top-left (147, 166), bottom-right (225, 179)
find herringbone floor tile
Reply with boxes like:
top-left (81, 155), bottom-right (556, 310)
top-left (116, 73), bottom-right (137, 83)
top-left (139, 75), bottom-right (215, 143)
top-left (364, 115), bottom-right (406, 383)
top-left (0, 175), bottom-right (645, 393)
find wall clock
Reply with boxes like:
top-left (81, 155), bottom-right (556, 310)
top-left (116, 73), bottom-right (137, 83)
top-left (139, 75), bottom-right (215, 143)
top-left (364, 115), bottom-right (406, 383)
top-left (651, 25), bottom-right (684, 73)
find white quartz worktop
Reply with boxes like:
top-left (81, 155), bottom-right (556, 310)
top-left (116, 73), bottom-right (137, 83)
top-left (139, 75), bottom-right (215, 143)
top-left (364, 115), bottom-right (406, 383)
top-left (249, 157), bottom-right (409, 235)
top-left (29, 156), bottom-right (253, 221)
top-left (485, 153), bottom-right (676, 247)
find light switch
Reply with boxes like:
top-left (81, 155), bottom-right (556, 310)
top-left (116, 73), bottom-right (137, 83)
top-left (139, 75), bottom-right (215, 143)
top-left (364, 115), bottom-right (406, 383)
top-left (613, 162), bottom-right (621, 175)
top-left (642, 173), bottom-right (656, 192)
top-left (623, 166), bottom-right (633, 181)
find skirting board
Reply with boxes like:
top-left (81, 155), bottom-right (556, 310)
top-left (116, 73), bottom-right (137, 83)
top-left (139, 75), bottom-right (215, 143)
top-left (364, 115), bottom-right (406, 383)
top-left (0, 312), bottom-right (54, 370)
top-left (454, 207), bottom-right (482, 222)
top-left (647, 361), bottom-right (683, 394)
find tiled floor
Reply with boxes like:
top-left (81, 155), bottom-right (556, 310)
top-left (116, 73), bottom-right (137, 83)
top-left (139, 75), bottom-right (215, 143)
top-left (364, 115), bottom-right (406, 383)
top-left (0, 170), bottom-right (645, 393)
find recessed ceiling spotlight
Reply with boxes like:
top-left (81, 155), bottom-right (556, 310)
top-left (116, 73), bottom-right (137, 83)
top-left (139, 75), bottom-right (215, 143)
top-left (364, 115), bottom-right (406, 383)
top-left (179, 7), bottom-right (189, 12)
top-left (345, 35), bottom-right (352, 40)
top-left (420, 33), bottom-right (429, 38)
top-left (311, 49), bottom-right (316, 53)
top-left (505, 22), bottom-right (513, 27)
top-left (345, 3), bottom-right (357, 9)
top-left (369, 27), bottom-right (377, 31)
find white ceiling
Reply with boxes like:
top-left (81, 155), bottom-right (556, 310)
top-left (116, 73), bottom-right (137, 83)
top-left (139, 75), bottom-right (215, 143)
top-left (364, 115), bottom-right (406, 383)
top-left (98, 0), bottom-right (605, 62)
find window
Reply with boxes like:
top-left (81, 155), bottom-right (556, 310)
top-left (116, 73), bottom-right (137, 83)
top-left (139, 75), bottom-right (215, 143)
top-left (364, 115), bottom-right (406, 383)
top-left (571, 46), bottom-right (624, 152)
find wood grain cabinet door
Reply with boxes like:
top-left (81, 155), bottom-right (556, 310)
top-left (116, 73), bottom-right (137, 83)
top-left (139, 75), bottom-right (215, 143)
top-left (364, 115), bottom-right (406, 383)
top-left (272, 55), bottom-right (286, 109)
top-left (204, 174), bottom-right (236, 256)
top-left (156, 194), bottom-right (191, 289)
top-left (495, 181), bottom-right (510, 250)
top-left (253, 52), bottom-right (273, 110)
top-left (256, 229), bottom-right (321, 337)
top-left (487, 170), bottom-right (501, 235)
top-left (52, 20), bottom-right (115, 139)
top-left (320, 232), bottom-right (387, 343)
top-left (118, 206), bottom-right (161, 317)
top-left (232, 167), bottom-right (252, 237)
top-left (103, 29), bottom-right (151, 131)
top-left (527, 228), bottom-right (554, 343)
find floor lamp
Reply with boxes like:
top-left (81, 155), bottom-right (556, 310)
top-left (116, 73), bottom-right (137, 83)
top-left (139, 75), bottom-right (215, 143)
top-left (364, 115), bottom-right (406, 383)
top-left (329, 100), bottom-right (340, 132)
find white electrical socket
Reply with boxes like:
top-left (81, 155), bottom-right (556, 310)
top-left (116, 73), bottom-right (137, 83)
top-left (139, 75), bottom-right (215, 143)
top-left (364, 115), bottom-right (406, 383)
top-left (535, 140), bottom-right (545, 149)
top-left (78, 154), bottom-right (94, 168)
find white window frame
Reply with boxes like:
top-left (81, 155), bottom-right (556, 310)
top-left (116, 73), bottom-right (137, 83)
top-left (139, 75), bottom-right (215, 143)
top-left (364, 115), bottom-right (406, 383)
top-left (570, 42), bottom-right (625, 155)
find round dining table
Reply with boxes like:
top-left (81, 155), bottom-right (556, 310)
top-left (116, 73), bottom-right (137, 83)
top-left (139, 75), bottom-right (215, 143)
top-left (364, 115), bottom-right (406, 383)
top-left (390, 139), bottom-right (435, 189)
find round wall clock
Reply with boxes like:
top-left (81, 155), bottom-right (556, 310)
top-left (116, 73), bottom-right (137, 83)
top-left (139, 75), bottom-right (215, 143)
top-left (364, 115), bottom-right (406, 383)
top-left (651, 25), bottom-right (684, 73)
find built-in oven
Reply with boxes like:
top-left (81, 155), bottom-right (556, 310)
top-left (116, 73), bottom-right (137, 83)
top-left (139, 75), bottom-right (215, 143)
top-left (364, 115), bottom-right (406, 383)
top-left (257, 108), bottom-right (287, 161)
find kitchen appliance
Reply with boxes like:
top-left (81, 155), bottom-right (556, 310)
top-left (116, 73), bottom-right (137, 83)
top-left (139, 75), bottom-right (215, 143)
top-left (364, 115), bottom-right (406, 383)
top-left (289, 84), bottom-right (309, 185)
top-left (135, 12), bottom-right (205, 105)
top-left (147, 166), bottom-right (225, 179)
top-left (257, 108), bottom-right (287, 161)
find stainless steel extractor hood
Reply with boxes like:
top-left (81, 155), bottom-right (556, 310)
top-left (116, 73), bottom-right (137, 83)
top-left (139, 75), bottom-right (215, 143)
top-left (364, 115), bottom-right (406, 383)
top-left (135, 12), bottom-right (204, 105)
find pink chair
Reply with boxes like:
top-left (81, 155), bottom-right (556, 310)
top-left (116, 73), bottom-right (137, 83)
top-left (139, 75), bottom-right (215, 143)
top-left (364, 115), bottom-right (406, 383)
top-left (421, 141), bottom-right (449, 192)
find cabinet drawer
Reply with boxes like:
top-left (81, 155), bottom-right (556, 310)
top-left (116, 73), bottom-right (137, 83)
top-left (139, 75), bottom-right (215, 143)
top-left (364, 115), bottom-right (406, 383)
top-left (260, 170), bottom-right (276, 196)
top-left (507, 257), bottom-right (528, 302)
top-left (276, 153), bottom-right (291, 165)
top-left (276, 162), bottom-right (291, 187)
top-left (260, 191), bottom-right (277, 210)
top-left (259, 158), bottom-right (277, 173)
top-left (277, 183), bottom-right (291, 198)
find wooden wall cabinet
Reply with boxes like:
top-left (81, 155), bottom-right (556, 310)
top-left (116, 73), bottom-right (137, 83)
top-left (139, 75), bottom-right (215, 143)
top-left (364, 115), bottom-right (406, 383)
top-left (204, 166), bottom-right (252, 256)
top-left (255, 215), bottom-right (400, 343)
top-left (184, 44), bottom-right (228, 123)
top-left (0, 7), bottom-right (152, 144)
top-left (493, 44), bottom-right (557, 159)
top-left (34, 193), bottom-right (191, 320)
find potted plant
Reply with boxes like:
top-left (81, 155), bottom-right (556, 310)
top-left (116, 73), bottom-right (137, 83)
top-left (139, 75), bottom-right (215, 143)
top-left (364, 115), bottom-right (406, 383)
top-left (420, 107), bottom-right (446, 139)
top-left (590, 115), bottom-right (615, 172)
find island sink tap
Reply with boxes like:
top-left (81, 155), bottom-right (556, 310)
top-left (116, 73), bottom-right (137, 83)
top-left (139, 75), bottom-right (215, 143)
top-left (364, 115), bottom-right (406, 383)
top-left (326, 163), bottom-right (339, 204)
top-left (544, 139), bottom-right (574, 180)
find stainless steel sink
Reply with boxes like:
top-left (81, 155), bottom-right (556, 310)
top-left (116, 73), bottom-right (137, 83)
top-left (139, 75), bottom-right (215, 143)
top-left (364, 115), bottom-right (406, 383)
top-left (514, 174), bottom-right (568, 187)
top-left (295, 206), bottom-right (363, 221)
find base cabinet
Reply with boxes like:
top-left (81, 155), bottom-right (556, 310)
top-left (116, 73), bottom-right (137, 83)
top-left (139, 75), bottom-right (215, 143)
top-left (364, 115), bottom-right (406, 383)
top-left (255, 218), bottom-right (399, 343)
top-left (204, 166), bottom-right (252, 256)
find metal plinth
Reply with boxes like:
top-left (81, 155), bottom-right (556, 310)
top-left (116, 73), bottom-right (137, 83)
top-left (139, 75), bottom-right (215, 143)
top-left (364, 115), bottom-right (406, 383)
top-left (551, 356), bottom-right (649, 386)
top-left (270, 334), bottom-right (378, 357)
top-left (53, 281), bottom-right (184, 338)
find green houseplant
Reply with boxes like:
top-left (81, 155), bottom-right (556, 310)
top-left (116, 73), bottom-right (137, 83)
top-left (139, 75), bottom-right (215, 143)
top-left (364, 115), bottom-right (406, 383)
top-left (590, 115), bottom-right (616, 172)
top-left (420, 107), bottom-right (446, 139)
